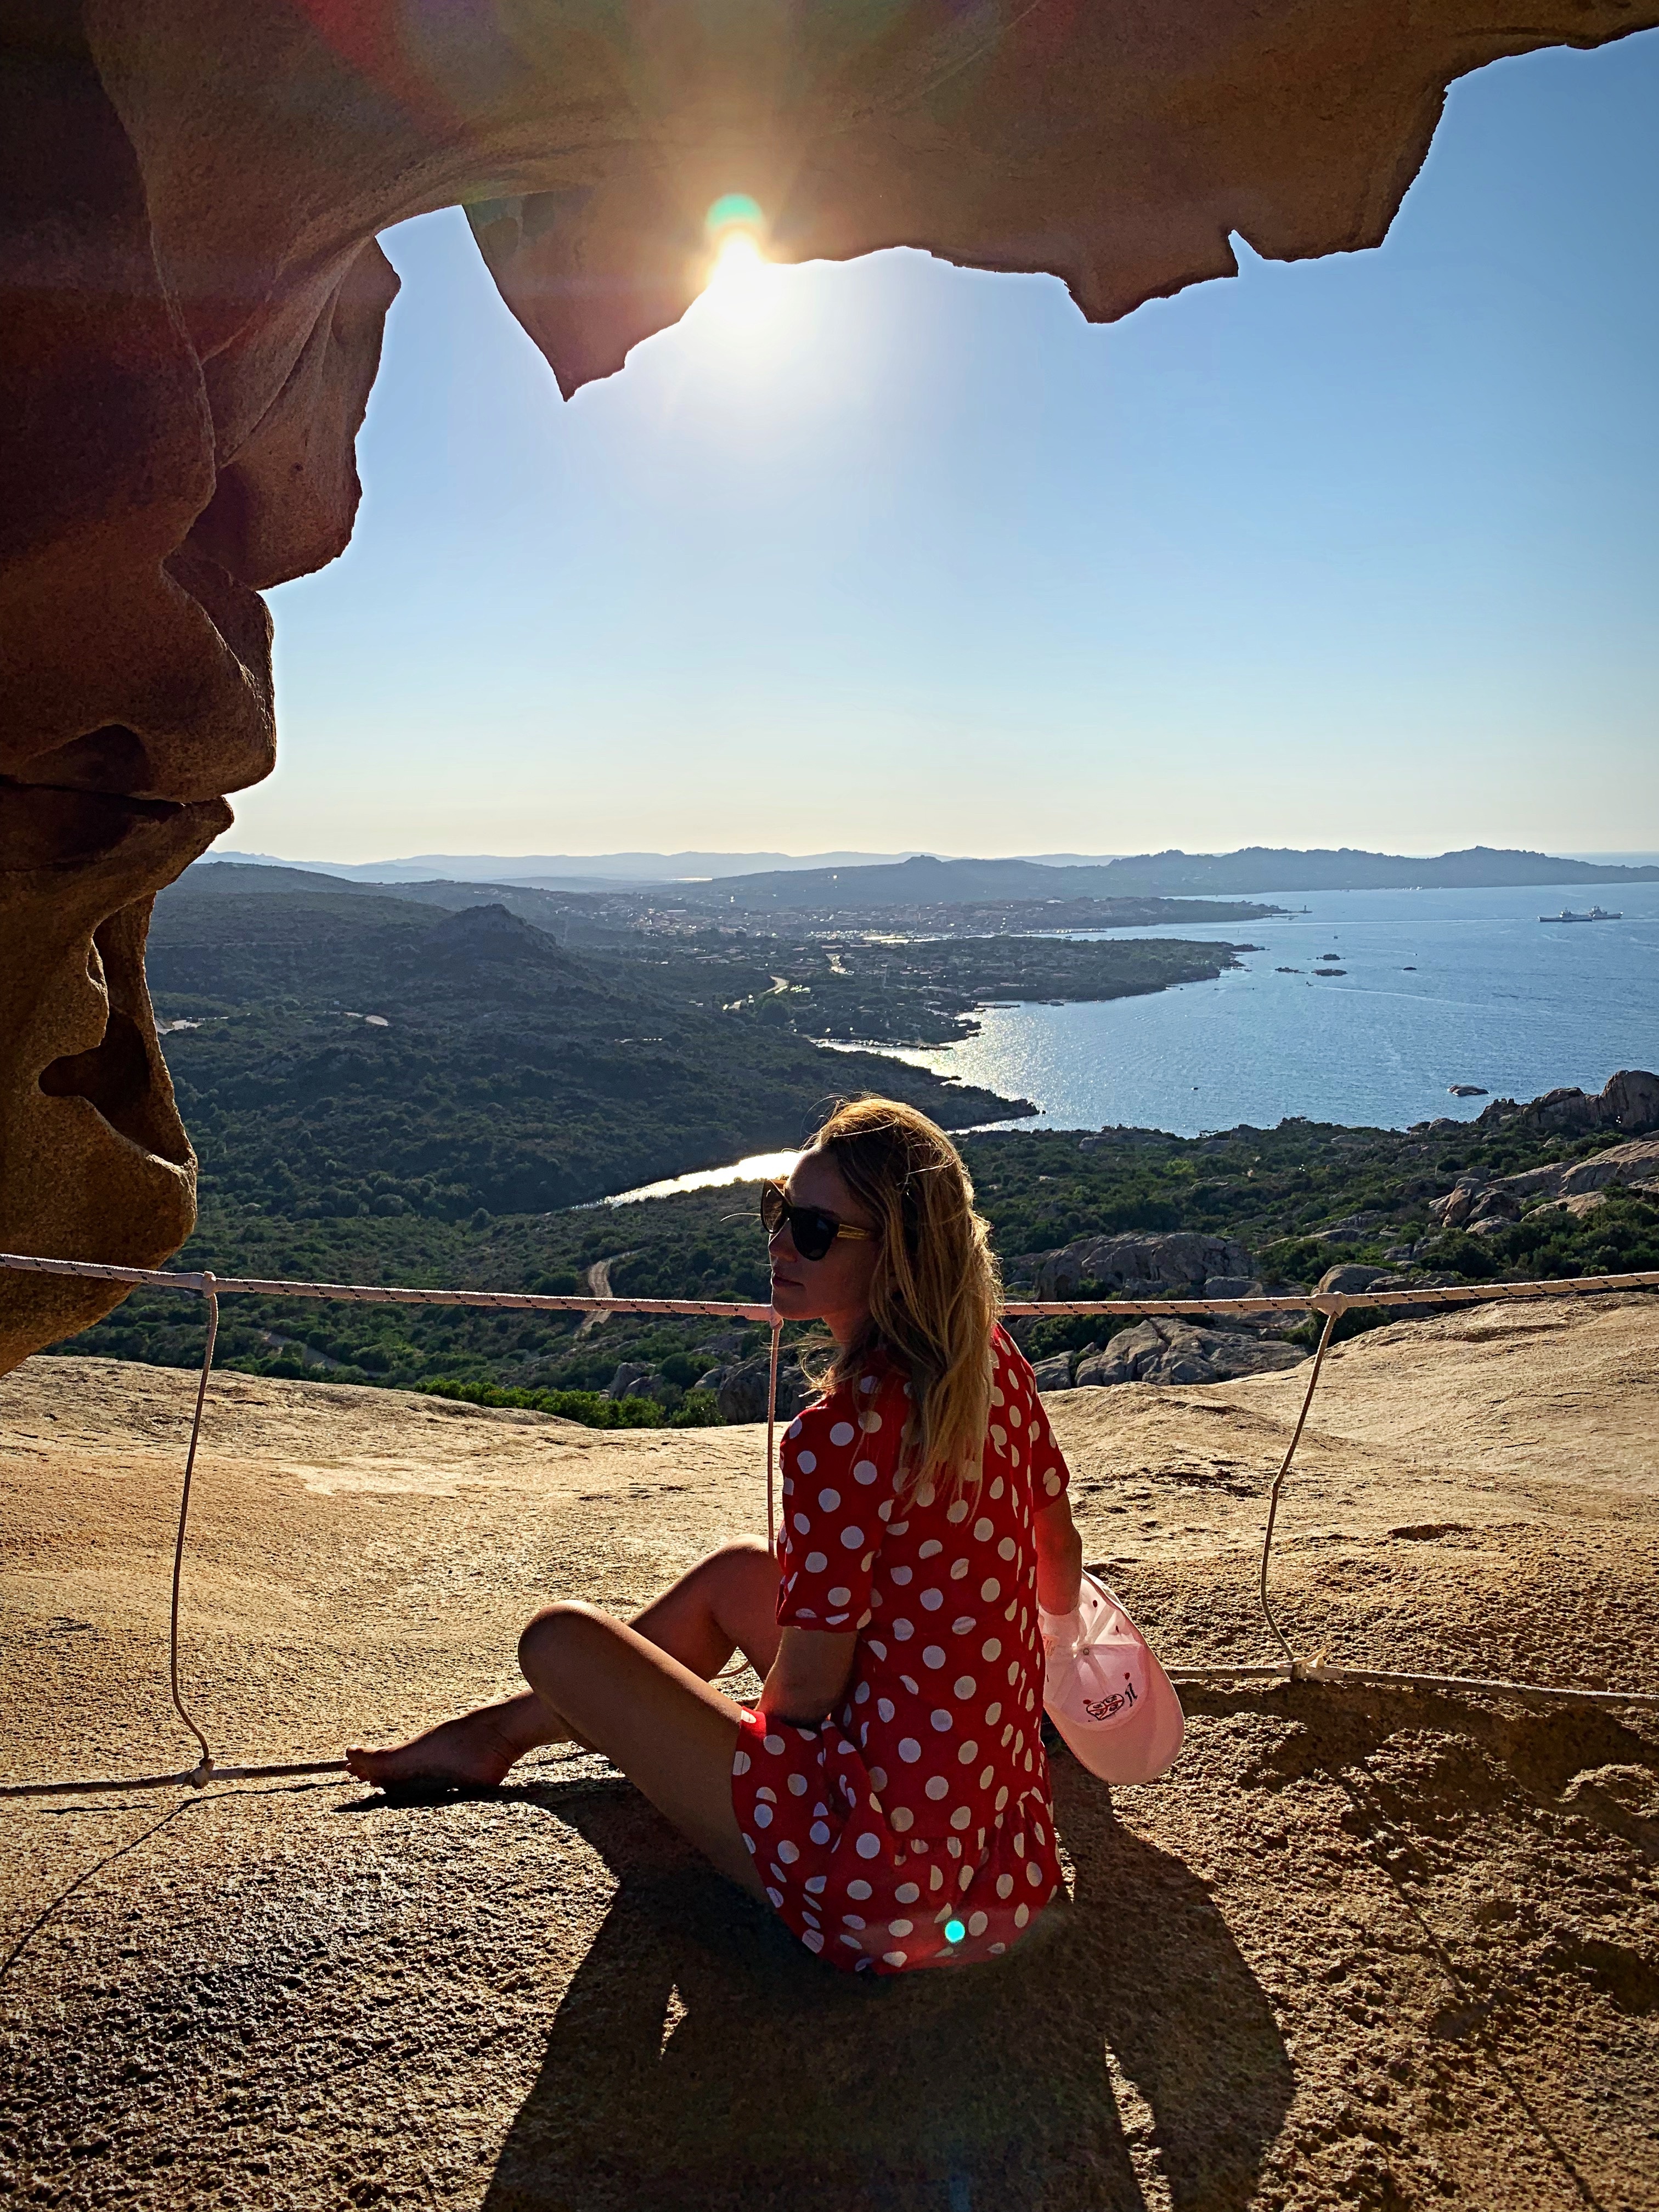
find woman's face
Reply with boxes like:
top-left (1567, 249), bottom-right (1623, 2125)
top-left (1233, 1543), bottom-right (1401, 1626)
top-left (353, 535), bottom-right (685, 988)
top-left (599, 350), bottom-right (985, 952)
top-left (766, 1148), bottom-right (882, 1337)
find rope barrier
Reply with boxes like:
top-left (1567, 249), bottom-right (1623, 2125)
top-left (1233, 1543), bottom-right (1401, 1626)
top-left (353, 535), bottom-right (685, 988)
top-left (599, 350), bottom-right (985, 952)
top-left (0, 1249), bottom-right (777, 1321)
top-left (1259, 1307), bottom-right (1339, 1671)
top-left (166, 1275), bottom-right (217, 1782)
top-left (2, 1251), bottom-right (1656, 1797)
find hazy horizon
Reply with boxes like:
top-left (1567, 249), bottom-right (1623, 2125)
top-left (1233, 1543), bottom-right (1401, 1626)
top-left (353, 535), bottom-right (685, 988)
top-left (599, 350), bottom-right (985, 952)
top-left (206, 840), bottom-right (1659, 882)
top-left (239, 35), bottom-right (1657, 861)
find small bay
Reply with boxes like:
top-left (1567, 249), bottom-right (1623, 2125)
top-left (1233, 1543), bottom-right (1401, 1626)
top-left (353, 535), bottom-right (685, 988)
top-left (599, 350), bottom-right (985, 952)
top-left (856, 882), bottom-right (1659, 1137)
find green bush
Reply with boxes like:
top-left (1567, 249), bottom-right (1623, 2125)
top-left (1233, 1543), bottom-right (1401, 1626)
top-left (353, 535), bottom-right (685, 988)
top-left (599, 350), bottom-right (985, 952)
top-left (667, 1389), bottom-right (724, 1429)
top-left (413, 1376), bottom-right (721, 1430)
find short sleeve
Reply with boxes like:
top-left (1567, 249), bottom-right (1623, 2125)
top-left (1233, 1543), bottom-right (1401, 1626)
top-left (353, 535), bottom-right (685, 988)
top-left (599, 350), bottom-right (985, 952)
top-left (776, 1370), bottom-right (905, 1631)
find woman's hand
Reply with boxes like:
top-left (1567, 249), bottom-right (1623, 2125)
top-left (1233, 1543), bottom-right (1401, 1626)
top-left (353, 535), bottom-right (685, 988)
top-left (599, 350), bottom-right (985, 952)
top-left (1035, 1494), bottom-right (1084, 1618)
top-left (758, 1626), bottom-right (858, 1728)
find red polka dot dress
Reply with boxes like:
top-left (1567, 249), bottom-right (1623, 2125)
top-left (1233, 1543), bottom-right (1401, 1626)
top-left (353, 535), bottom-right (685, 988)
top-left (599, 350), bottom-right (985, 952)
top-left (730, 1325), bottom-right (1071, 1973)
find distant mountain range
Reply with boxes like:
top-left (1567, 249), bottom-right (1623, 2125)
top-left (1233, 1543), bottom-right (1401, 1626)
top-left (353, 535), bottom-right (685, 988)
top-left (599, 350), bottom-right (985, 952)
top-left (678, 846), bottom-right (1659, 910)
top-left (208, 843), bottom-right (1659, 900)
top-left (207, 847), bottom-right (924, 888)
top-left (1073, 846), bottom-right (1659, 893)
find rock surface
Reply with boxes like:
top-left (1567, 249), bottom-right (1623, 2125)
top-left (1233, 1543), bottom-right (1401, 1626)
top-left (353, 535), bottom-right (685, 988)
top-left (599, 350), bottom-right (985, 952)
top-left (1071, 1318), bottom-right (1307, 1388)
top-left (714, 1350), bottom-right (816, 1426)
top-left (1026, 1231), bottom-right (1255, 1300)
top-left (1429, 1131), bottom-right (1659, 1235)
top-left (7, 7), bottom-right (1658, 1367)
top-left (1474, 1068), bottom-right (1659, 1141)
top-left (2, 1295), bottom-right (1657, 2207)
top-left (1316, 1265), bottom-right (1392, 1296)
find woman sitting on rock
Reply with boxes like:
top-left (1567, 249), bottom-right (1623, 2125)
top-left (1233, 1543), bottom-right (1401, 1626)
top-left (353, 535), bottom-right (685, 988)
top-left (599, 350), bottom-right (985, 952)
top-left (347, 1096), bottom-right (1084, 1973)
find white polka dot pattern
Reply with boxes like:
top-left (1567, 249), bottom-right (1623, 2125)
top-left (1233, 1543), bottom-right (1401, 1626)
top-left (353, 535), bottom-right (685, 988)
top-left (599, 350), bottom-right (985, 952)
top-left (733, 1327), bottom-right (1070, 1977)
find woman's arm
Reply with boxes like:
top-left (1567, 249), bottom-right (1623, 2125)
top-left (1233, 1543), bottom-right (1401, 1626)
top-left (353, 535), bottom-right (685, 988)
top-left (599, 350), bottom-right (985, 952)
top-left (758, 1626), bottom-right (858, 1727)
top-left (1035, 1493), bottom-right (1084, 1617)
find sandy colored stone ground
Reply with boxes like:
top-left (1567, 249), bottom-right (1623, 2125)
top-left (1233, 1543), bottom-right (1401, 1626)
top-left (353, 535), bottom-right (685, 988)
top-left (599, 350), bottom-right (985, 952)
top-left (2, 1297), bottom-right (1656, 2211)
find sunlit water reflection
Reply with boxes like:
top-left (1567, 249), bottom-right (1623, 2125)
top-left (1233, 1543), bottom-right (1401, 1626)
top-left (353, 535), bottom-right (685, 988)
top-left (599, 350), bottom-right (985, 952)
top-left (599, 884), bottom-right (1659, 1199)
top-left (878, 883), bottom-right (1659, 1136)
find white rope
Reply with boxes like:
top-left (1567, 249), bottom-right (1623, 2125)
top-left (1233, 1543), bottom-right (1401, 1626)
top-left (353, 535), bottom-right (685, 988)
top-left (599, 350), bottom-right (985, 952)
top-left (6, 1246), bottom-right (1656, 1319)
top-left (167, 1276), bottom-right (218, 1782)
top-left (2, 1253), bottom-right (1655, 1797)
top-left (0, 1249), bottom-right (777, 1321)
top-left (1258, 1307), bottom-right (1339, 1669)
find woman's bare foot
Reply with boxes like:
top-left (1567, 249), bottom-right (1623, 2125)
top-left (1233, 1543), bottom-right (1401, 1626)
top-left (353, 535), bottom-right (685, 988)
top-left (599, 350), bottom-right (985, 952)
top-left (346, 1706), bottom-right (528, 1789)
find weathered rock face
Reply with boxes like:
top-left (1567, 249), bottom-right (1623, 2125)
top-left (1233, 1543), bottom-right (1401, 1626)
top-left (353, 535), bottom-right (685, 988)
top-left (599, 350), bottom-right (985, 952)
top-left (1427, 1126), bottom-right (1659, 1239)
top-left (714, 1351), bottom-right (817, 1427)
top-left (1314, 1264), bottom-right (1391, 1296)
top-left (1026, 1232), bottom-right (1255, 1301)
top-left (1069, 1319), bottom-right (1306, 1388)
top-left (4, 4), bottom-right (1655, 1367)
top-left (1475, 1068), bottom-right (1659, 1140)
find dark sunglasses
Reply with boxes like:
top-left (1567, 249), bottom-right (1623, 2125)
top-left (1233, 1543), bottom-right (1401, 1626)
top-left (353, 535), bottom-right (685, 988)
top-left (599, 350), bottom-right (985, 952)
top-left (760, 1181), bottom-right (876, 1264)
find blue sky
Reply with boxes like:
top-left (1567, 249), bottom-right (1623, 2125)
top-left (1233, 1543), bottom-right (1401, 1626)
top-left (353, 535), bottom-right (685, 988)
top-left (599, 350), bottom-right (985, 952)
top-left (238, 31), bottom-right (1659, 864)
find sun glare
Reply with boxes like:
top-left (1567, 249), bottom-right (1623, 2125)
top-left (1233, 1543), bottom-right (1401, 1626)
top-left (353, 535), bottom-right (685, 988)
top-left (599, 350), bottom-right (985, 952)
top-left (696, 194), bottom-right (783, 337)
top-left (701, 229), bottom-right (774, 329)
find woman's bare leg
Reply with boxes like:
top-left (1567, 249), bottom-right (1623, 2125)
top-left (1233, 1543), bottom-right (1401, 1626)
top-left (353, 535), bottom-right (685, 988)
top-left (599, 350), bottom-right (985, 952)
top-left (516, 1602), bottom-right (766, 1895)
top-left (344, 1539), bottom-right (780, 1804)
top-left (347, 1601), bottom-right (767, 1895)
top-left (628, 1536), bottom-right (782, 1679)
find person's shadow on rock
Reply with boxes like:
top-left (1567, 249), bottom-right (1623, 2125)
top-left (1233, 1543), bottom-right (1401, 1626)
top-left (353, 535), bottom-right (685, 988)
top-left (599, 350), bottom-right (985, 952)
top-left (483, 1757), bottom-right (1291, 2212)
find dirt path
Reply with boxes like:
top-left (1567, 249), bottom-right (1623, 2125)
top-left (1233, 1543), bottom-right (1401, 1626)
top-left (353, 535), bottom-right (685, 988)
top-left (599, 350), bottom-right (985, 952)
top-left (575, 1252), bottom-right (634, 1337)
top-left (2, 1297), bottom-right (1656, 2209)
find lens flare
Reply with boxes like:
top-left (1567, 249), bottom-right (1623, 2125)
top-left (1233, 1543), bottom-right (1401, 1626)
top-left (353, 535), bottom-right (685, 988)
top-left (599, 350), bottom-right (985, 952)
top-left (706, 192), bottom-right (764, 241)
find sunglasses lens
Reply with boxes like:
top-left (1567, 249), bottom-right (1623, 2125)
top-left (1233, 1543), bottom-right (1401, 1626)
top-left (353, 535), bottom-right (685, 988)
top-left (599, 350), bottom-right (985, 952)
top-left (761, 1183), bottom-right (837, 1261)
top-left (793, 1211), bottom-right (836, 1263)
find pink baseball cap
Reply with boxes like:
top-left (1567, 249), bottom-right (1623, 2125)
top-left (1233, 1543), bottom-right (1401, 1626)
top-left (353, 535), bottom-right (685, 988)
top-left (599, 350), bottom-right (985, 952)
top-left (1041, 1571), bottom-right (1185, 1786)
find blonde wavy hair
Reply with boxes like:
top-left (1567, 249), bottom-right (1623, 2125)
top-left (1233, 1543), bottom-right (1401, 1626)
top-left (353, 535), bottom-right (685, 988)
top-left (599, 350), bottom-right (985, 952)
top-left (804, 1096), bottom-right (1002, 1495)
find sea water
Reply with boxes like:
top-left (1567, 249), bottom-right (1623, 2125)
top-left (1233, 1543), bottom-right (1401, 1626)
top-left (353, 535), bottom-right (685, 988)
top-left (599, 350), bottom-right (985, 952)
top-left (858, 883), bottom-right (1659, 1138)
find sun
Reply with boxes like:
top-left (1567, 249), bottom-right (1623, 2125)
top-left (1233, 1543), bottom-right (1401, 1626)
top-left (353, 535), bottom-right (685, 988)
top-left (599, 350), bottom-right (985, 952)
top-left (699, 230), bottom-right (774, 328)
top-left (696, 196), bottom-right (782, 335)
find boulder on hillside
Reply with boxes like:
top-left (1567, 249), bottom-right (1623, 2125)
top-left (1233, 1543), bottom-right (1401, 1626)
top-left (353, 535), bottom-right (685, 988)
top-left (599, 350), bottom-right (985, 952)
top-left (1023, 1231), bottom-right (1254, 1300)
top-left (1558, 1135), bottom-right (1659, 1196)
top-left (1316, 1265), bottom-right (1392, 1296)
top-left (1073, 1319), bottom-right (1305, 1387)
top-left (713, 1352), bottom-right (819, 1426)
top-left (1311, 1210), bottom-right (1389, 1244)
top-left (607, 1362), bottom-right (663, 1401)
top-left (1030, 1352), bottom-right (1077, 1394)
top-left (1431, 1136), bottom-right (1659, 1233)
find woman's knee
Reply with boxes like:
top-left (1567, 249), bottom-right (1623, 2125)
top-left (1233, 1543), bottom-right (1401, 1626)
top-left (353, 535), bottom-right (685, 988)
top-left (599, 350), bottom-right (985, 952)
top-left (709, 1536), bottom-right (775, 1577)
top-left (518, 1599), bottom-right (608, 1680)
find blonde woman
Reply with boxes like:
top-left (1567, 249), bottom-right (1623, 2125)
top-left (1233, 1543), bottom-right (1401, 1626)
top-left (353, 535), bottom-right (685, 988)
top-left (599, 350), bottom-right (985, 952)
top-left (347, 1097), bottom-right (1085, 1973)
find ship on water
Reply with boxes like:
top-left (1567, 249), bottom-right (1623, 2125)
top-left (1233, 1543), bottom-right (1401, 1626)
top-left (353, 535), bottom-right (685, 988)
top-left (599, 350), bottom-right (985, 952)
top-left (1539, 905), bottom-right (1622, 923)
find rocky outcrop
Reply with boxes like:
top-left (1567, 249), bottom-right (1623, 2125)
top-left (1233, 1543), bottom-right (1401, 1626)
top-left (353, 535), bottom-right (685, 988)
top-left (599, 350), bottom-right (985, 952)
top-left (1315, 1265), bottom-right (1392, 1296)
top-left (1023, 1232), bottom-right (1255, 1301)
top-left (606, 1362), bottom-right (663, 1402)
top-left (713, 1352), bottom-right (817, 1427)
top-left (5, 8), bottom-right (1657, 1368)
top-left (1429, 1133), bottom-right (1659, 1235)
top-left (1474, 1069), bottom-right (1659, 1140)
top-left (1066, 1320), bottom-right (1306, 1389)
